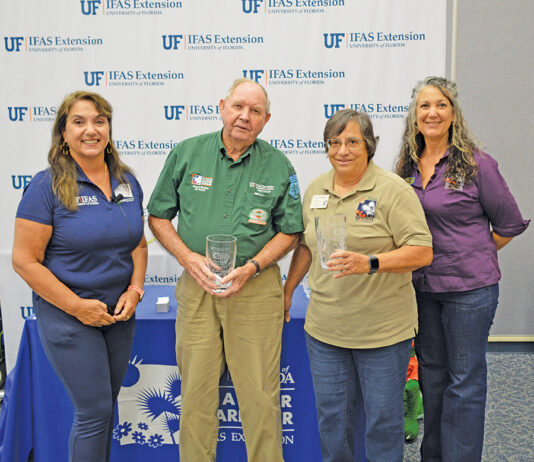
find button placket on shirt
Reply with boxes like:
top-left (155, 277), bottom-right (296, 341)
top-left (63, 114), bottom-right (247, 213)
top-left (221, 160), bottom-right (238, 235)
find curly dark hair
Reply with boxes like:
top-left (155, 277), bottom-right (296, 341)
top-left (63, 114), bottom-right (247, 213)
top-left (395, 76), bottom-right (478, 183)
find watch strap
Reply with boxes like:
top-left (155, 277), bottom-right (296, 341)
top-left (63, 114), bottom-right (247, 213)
top-left (368, 255), bottom-right (379, 275)
top-left (128, 284), bottom-right (145, 301)
top-left (247, 259), bottom-right (261, 278)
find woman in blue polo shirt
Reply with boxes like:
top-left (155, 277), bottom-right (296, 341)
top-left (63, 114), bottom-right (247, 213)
top-left (12, 91), bottom-right (147, 462)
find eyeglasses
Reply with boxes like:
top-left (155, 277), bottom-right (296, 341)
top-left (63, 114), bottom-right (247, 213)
top-left (326, 137), bottom-right (365, 153)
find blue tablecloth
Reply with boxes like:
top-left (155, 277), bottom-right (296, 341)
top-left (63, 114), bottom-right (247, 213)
top-left (0, 284), bottom-right (366, 461)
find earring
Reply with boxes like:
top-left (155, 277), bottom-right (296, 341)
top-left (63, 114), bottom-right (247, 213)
top-left (60, 142), bottom-right (70, 156)
top-left (105, 142), bottom-right (113, 155)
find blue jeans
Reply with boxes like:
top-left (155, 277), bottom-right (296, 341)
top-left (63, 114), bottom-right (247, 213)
top-left (305, 333), bottom-right (412, 462)
top-left (35, 298), bottom-right (135, 462)
top-left (414, 284), bottom-right (499, 462)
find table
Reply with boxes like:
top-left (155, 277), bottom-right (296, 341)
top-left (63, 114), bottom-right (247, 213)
top-left (0, 284), bottom-right (366, 461)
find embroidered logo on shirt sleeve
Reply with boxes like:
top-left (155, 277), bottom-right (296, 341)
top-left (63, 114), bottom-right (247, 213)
top-left (288, 173), bottom-right (300, 199)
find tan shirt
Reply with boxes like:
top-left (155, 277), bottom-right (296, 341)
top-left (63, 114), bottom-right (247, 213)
top-left (303, 161), bottom-right (432, 349)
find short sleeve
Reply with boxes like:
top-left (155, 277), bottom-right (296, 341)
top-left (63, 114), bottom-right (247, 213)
top-left (147, 147), bottom-right (182, 220)
top-left (388, 186), bottom-right (433, 248)
top-left (477, 154), bottom-right (529, 237)
top-left (16, 170), bottom-right (56, 225)
top-left (271, 158), bottom-right (304, 234)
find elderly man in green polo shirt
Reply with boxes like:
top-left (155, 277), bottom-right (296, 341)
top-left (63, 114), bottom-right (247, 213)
top-left (147, 78), bottom-right (303, 462)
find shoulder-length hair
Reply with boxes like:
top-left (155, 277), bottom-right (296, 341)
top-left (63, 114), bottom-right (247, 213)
top-left (48, 91), bottom-right (132, 210)
top-left (395, 76), bottom-right (478, 182)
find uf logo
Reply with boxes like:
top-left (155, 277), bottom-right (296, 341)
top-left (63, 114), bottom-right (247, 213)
top-left (20, 306), bottom-right (34, 319)
top-left (84, 71), bottom-right (105, 86)
top-left (12, 175), bottom-right (33, 189)
top-left (4, 36), bottom-right (24, 52)
top-left (80, 0), bottom-right (102, 15)
top-left (242, 0), bottom-right (262, 13)
top-left (242, 69), bottom-right (264, 83)
top-left (323, 104), bottom-right (346, 119)
top-left (8, 107), bottom-right (28, 121)
top-left (323, 33), bottom-right (345, 48)
top-left (162, 35), bottom-right (183, 50)
top-left (164, 105), bottom-right (185, 120)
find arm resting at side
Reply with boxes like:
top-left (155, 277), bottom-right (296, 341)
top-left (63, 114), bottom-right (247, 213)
top-left (283, 242), bottom-right (312, 322)
top-left (492, 231), bottom-right (513, 251)
top-left (113, 231), bottom-right (148, 321)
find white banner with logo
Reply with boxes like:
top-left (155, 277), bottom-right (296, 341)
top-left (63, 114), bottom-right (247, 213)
top-left (0, 0), bottom-right (446, 371)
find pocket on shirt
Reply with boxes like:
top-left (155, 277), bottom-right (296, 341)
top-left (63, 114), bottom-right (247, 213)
top-left (244, 193), bottom-right (275, 227)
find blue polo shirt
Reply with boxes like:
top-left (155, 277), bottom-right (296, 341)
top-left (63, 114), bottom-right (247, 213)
top-left (16, 165), bottom-right (144, 307)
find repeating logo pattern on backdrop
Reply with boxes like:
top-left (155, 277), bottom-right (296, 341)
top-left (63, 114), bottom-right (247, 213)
top-left (241, 0), bottom-right (345, 14)
top-left (242, 68), bottom-right (345, 86)
top-left (163, 104), bottom-right (220, 121)
top-left (0, 0), bottom-right (447, 398)
top-left (80, 0), bottom-right (184, 16)
top-left (268, 138), bottom-right (325, 155)
top-left (323, 31), bottom-right (426, 48)
top-left (7, 106), bottom-right (56, 122)
top-left (3, 36), bottom-right (103, 53)
top-left (323, 103), bottom-right (408, 119)
top-left (114, 139), bottom-right (179, 156)
top-left (162, 33), bottom-right (264, 51)
top-left (83, 70), bottom-right (184, 87)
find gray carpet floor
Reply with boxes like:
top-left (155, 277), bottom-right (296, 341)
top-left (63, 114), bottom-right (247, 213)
top-left (403, 352), bottom-right (534, 462)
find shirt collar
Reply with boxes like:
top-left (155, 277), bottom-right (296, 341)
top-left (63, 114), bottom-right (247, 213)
top-left (438, 148), bottom-right (450, 163)
top-left (320, 159), bottom-right (378, 197)
top-left (217, 129), bottom-right (255, 163)
top-left (412, 148), bottom-right (451, 184)
top-left (75, 160), bottom-right (120, 190)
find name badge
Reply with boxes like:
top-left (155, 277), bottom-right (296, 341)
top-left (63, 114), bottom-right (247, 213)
top-left (310, 194), bottom-right (329, 209)
top-left (114, 183), bottom-right (133, 199)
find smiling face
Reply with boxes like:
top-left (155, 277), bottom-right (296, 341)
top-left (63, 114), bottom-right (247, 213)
top-left (62, 99), bottom-right (110, 163)
top-left (327, 120), bottom-right (369, 178)
top-left (219, 81), bottom-right (271, 149)
top-left (416, 85), bottom-right (455, 143)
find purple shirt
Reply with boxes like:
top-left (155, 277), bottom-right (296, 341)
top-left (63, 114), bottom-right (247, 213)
top-left (409, 150), bottom-right (529, 293)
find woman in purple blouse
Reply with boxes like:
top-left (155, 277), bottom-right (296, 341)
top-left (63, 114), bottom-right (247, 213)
top-left (395, 76), bottom-right (529, 462)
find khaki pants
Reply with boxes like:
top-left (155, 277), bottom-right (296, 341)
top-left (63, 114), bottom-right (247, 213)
top-left (175, 265), bottom-right (285, 462)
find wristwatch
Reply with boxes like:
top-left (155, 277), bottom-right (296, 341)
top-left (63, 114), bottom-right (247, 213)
top-left (247, 259), bottom-right (261, 278)
top-left (368, 255), bottom-right (379, 275)
top-left (128, 284), bottom-right (145, 301)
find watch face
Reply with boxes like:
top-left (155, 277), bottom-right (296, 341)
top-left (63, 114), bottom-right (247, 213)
top-left (369, 256), bottom-right (379, 273)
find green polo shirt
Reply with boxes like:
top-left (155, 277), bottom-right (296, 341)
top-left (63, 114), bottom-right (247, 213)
top-left (148, 130), bottom-right (304, 267)
top-left (302, 161), bottom-right (432, 349)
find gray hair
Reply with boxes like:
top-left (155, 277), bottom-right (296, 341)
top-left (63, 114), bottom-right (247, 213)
top-left (323, 109), bottom-right (379, 160)
top-left (225, 78), bottom-right (271, 114)
top-left (395, 76), bottom-right (478, 181)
